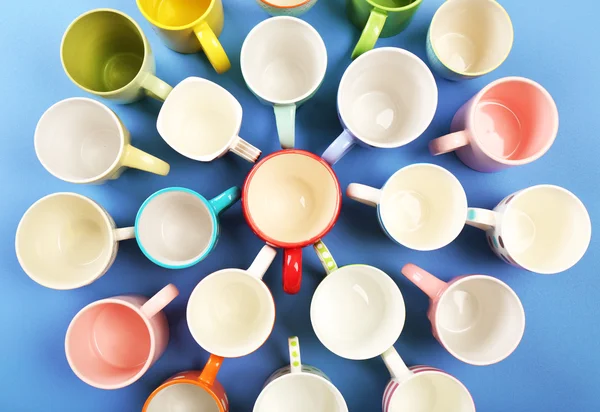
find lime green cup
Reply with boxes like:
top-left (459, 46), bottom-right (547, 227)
top-left (61, 9), bottom-right (173, 104)
top-left (348, 0), bottom-right (422, 59)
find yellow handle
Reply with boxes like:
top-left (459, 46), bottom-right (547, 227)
top-left (122, 145), bottom-right (170, 176)
top-left (194, 21), bottom-right (231, 74)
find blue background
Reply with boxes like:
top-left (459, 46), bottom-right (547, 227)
top-left (1, 0), bottom-right (598, 410)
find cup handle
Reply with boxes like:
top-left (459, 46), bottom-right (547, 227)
top-left (466, 208), bottom-right (497, 231)
top-left (322, 130), bottom-right (356, 166)
top-left (114, 227), bottom-right (135, 241)
top-left (429, 130), bottom-right (470, 156)
top-left (199, 354), bottom-right (224, 387)
top-left (274, 104), bottom-right (297, 149)
top-left (381, 347), bottom-right (413, 383)
top-left (209, 187), bottom-right (241, 215)
top-left (121, 145), bottom-right (170, 176)
top-left (141, 73), bottom-right (173, 101)
top-left (401, 263), bottom-right (448, 300)
top-left (140, 284), bottom-right (179, 318)
top-left (229, 136), bottom-right (261, 163)
top-left (247, 245), bottom-right (278, 279)
top-left (193, 21), bottom-right (231, 74)
top-left (289, 336), bottom-right (302, 374)
top-left (283, 247), bottom-right (302, 294)
top-left (351, 8), bottom-right (388, 59)
top-left (313, 240), bottom-right (338, 275)
top-left (346, 183), bottom-right (382, 207)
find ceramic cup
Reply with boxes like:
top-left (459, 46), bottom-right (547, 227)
top-left (322, 48), bottom-right (437, 165)
top-left (16, 193), bottom-right (135, 290)
top-left (135, 187), bottom-right (241, 269)
top-left (426, 0), bottom-right (513, 80)
top-left (429, 77), bottom-right (559, 172)
top-left (257, 0), bottom-right (318, 17)
top-left (311, 241), bottom-right (405, 360)
top-left (35, 98), bottom-right (170, 183)
top-left (143, 356), bottom-right (229, 411)
top-left (137, 0), bottom-right (230, 73)
top-left (348, 0), bottom-right (423, 59)
top-left (402, 264), bottom-right (525, 366)
top-left (157, 77), bottom-right (261, 163)
top-left (254, 337), bottom-right (348, 412)
top-left (61, 9), bottom-right (172, 103)
top-left (187, 245), bottom-right (277, 357)
top-left (242, 150), bottom-right (342, 294)
top-left (467, 185), bottom-right (591, 275)
top-left (65, 284), bottom-right (179, 389)
top-left (347, 164), bottom-right (468, 251)
top-left (381, 347), bottom-right (475, 412)
top-left (241, 17), bottom-right (327, 149)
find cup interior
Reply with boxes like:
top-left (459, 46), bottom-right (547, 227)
top-left (436, 276), bottom-right (524, 365)
top-left (389, 371), bottom-right (474, 412)
top-left (379, 164), bottom-right (467, 250)
top-left (245, 152), bottom-right (340, 245)
top-left (147, 383), bottom-right (221, 412)
top-left (62, 10), bottom-right (145, 93)
top-left (338, 48), bottom-right (437, 148)
top-left (16, 194), bottom-right (113, 289)
top-left (472, 79), bottom-right (557, 162)
top-left (138, 0), bottom-right (210, 27)
top-left (66, 301), bottom-right (152, 389)
top-left (501, 186), bottom-right (591, 274)
top-left (241, 17), bottom-right (327, 103)
top-left (157, 78), bottom-right (241, 161)
top-left (310, 265), bottom-right (405, 360)
top-left (430, 0), bottom-right (512, 75)
top-left (35, 99), bottom-right (123, 183)
top-left (261, 0), bottom-right (312, 6)
top-left (255, 373), bottom-right (347, 412)
top-left (136, 189), bottom-right (216, 268)
top-left (187, 269), bottom-right (275, 357)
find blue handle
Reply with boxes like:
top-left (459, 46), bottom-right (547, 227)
top-left (209, 186), bottom-right (241, 215)
top-left (321, 130), bottom-right (356, 166)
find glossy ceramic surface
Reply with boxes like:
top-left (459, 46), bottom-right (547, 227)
top-left (256, 0), bottom-right (318, 17)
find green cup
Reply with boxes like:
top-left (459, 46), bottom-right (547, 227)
top-left (61, 9), bottom-right (173, 104)
top-left (348, 0), bottom-right (422, 59)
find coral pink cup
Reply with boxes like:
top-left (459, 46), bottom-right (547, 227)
top-left (429, 77), bottom-right (558, 172)
top-left (65, 284), bottom-right (179, 389)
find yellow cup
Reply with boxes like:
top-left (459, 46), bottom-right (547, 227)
top-left (137, 0), bottom-right (231, 74)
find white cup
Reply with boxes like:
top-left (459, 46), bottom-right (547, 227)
top-left (35, 98), bottom-right (170, 183)
top-left (310, 241), bottom-right (405, 360)
top-left (187, 245), bottom-right (278, 357)
top-left (157, 77), bottom-right (261, 163)
top-left (241, 16), bottom-right (327, 149)
top-left (347, 164), bottom-right (468, 251)
top-left (253, 337), bottom-right (348, 412)
top-left (15, 193), bottom-right (135, 289)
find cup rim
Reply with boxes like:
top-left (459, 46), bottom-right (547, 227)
top-left (365, 0), bottom-right (422, 12)
top-left (242, 149), bottom-right (342, 248)
top-left (135, 187), bottom-right (218, 269)
top-left (136, 0), bottom-right (215, 31)
top-left (433, 275), bottom-right (525, 366)
top-left (429, 0), bottom-right (513, 77)
top-left (65, 297), bottom-right (156, 390)
top-left (258, 0), bottom-right (314, 9)
top-left (240, 16), bottom-right (328, 105)
top-left (60, 8), bottom-right (149, 97)
top-left (34, 98), bottom-right (125, 184)
top-left (15, 192), bottom-right (116, 290)
top-left (143, 376), bottom-right (225, 412)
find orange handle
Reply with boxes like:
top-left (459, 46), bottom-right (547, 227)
top-left (199, 354), bottom-right (224, 387)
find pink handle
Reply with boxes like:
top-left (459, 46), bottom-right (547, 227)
top-left (401, 264), bottom-right (447, 300)
top-left (140, 284), bottom-right (179, 318)
top-left (429, 130), bottom-right (470, 156)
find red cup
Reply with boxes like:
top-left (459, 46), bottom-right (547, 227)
top-left (242, 150), bottom-right (341, 294)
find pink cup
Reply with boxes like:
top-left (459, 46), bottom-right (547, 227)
top-left (65, 284), bottom-right (179, 389)
top-left (429, 77), bottom-right (558, 172)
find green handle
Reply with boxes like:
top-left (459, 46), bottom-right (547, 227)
top-left (141, 73), bottom-right (173, 102)
top-left (352, 8), bottom-right (388, 59)
top-left (313, 241), bottom-right (338, 275)
top-left (274, 104), bottom-right (297, 149)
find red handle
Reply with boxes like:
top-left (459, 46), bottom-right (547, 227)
top-left (283, 247), bottom-right (302, 294)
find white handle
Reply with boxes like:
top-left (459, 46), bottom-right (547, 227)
top-left (115, 226), bottom-right (135, 241)
top-left (289, 336), bottom-right (302, 374)
top-left (247, 245), bottom-right (277, 279)
top-left (466, 208), bottom-right (497, 231)
top-left (347, 183), bottom-right (382, 207)
top-left (230, 136), bottom-right (261, 163)
top-left (381, 347), bottom-right (412, 383)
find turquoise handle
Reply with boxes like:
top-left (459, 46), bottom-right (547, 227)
top-left (209, 186), bottom-right (241, 215)
top-left (274, 104), bottom-right (297, 149)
